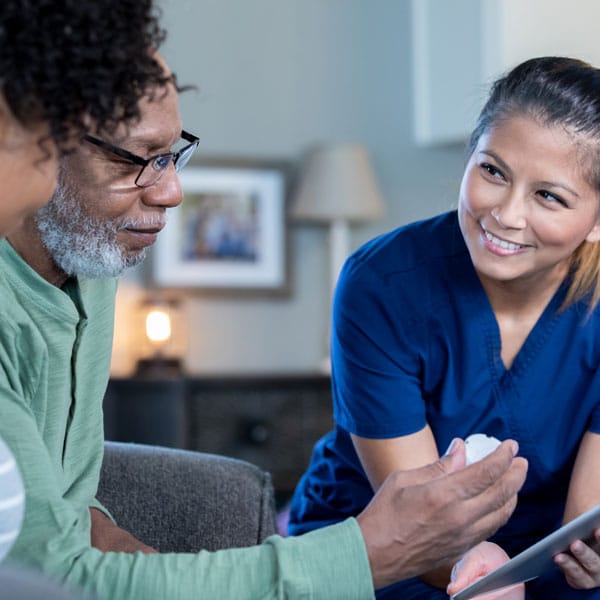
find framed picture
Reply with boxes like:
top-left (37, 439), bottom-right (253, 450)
top-left (152, 160), bottom-right (289, 293)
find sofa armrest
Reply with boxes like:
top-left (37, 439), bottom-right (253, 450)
top-left (97, 442), bottom-right (277, 553)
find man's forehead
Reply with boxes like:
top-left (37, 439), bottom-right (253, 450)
top-left (105, 85), bottom-right (182, 151)
top-left (109, 118), bottom-right (182, 152)
top-left (110, 127), bottom-right (182, 154)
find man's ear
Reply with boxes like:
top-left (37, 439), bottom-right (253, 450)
top-left (0, 93), bottom-right (13, 145)
top-left (0, 102), bottom-right (7, 144)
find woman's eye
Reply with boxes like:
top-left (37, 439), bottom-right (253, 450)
top-left (538, 189), bottom-right (569, 208)
top-left (480, 162), bottom-right (505, 180)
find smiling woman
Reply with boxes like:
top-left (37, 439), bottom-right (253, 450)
top-left (289, 56), bottom-right (600, 600)
top-left (458, 114), bottom-right (600, 339)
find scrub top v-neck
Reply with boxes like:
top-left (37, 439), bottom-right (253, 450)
top-left (288, 211), bottom-right (600, 559)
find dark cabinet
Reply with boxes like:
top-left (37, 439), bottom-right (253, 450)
top-left (103, 374), bottom-right (333, 501)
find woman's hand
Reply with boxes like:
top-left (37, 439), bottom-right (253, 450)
top-left (554, 528), bottom-right (600, 589)
top-left (446, 541), bottom-right (525, 599)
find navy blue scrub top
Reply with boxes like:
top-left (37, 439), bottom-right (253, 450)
top-left (289, 211), bottom-right (600, 557)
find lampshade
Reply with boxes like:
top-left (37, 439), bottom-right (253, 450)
top-left (290, 143), bottom-right (385, 223)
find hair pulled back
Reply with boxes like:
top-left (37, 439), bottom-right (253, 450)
top-left (469, 56), bottom-right (600, 310)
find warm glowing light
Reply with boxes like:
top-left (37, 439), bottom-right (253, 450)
top-left (145, 309), bottom-right (172, 344)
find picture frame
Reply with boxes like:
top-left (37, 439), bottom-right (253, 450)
top-left (152, 159), bottom-right (289, 294)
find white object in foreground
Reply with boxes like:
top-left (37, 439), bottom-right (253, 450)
top-left (464, 433), bottom-right (501, 465)
top-left (0, 436), bottom-right (24, 562)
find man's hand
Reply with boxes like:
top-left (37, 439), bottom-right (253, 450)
top-left (89, 508), bottom-right (158, 554)
top-left (447, 541), bottom-right (525, 599)
top-left (356, 439), bottom-right (528, 590)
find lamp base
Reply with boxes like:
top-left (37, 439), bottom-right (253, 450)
top-left (135, 357), bottom-right (182, 379)
top-left (319, 355), bottom-right (331, 375)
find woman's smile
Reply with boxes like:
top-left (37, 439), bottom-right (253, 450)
top-left (480, 224), bottom-right (530, 256)
top-left (458, 115), bottom-right (600, 289)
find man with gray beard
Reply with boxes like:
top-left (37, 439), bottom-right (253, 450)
top-left (36, 168), bottom-right (165, 279)
top-left (0, 58), bottom-right (527, 600)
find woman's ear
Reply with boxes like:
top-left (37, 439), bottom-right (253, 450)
top-left (585, 221), bottom-right (600, 243)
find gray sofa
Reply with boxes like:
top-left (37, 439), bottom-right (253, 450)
top-left (0, 441), bottom-right (278, 598)
top-left (98, 441), bottom-right (277, 552)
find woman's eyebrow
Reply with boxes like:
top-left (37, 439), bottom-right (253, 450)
top-left (479, 150), bottom-right (580, 198)
top-left (478, 149), bottom-right (510, 174)
top-left (537, 179), bottom-right (580, 198)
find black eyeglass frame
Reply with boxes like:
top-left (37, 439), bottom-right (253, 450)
top-left (83, 129), bottom-right (200, 187)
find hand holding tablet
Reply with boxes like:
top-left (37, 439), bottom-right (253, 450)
top-left (447, 542), bottom-right (524, 600)
top-left (450, 503), bottom-right (600, 599)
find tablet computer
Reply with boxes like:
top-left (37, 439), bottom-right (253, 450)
top-left (451, 502), bottom-right (600, 599)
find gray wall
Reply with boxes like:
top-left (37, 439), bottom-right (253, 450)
top-left (113, 0), bottom-right (468, 376)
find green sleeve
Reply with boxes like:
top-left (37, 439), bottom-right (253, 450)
top-left (75, 521), bottom-right (374, 600)
top-left (89, 497), bottom-right (114, 523)
top-left (1, 391), bottom-right (374, 599)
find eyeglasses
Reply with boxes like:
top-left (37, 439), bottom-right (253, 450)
top-left (83, 130), bottom-right (200, 188)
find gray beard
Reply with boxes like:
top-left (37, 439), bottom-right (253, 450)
top-left (36, 185), bottom-right (148, 279)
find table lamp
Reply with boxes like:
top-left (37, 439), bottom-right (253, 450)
top-left (145, 306), bottom-right (172, 348)
top-left (291, 142), bottom-right (385, 297)
top-left (290, 142), bottom-right (385, 369)
top-left (135, 298), bottom-right (184, 378)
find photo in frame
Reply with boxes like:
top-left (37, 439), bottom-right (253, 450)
top-left (152, 161), bottom-right (288, 293)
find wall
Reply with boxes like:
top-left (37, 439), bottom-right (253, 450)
top-left (110, 0), bottom-right (466, 376)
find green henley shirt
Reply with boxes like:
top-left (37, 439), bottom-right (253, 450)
top-left (0, 239), bottom-right (374, 599)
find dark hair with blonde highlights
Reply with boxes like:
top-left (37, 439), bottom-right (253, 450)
top-left (468, 56), bottom-right (600, 310)
top-left (0, 0), bottom-right (171, 151)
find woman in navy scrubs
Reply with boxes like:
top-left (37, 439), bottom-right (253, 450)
top-left (289, 56), bottom-right (600, 599)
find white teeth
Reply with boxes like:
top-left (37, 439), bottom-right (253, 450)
top-left (485, 230), bottom-right (523, 251)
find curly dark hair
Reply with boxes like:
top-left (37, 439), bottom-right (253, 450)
top-left (0, 0), bottom-right (171, 151)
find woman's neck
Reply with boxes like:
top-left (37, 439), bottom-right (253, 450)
top-left (477, 260), bottom-right (569, 318)
top-left (477, 263), bottom-right (569, 369)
